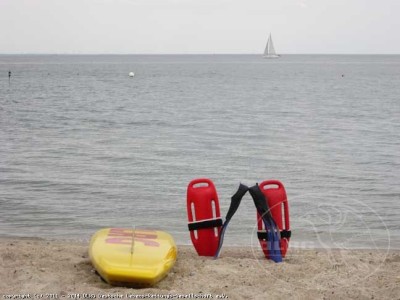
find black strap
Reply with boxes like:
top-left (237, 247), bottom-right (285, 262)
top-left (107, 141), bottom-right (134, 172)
top-left (188, 218), bottom-right (223, 231)
top-left (257, 231), bottom-right (270, 241)
top-left (281, 230), bottom-right (291, 239)
top-left (258, 230), bottom-right (291, 240)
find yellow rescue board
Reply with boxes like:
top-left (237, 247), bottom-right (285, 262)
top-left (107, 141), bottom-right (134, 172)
top-left (89, 228), bottom-right (177, 287)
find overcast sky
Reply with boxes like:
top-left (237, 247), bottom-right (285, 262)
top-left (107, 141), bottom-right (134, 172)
top-left (0, 0), bottom-right (399, 54)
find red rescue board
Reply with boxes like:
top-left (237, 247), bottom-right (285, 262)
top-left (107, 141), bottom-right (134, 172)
top-left (187, 178), bottom-right (221, 256)
top-left (258, 180), bottom-right (290, 258)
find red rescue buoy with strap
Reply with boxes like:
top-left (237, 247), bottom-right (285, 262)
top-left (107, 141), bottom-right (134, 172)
top-left (187, 178), bottom-right (222, 256)
top-left (257, 180), bottom-right (291, 258)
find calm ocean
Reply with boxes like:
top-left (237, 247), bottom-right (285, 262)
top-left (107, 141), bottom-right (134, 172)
top-left (1, 54), bottom-right (399, 249)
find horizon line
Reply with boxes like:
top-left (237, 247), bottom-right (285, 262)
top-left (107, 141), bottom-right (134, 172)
top-left (0, 53), bottom-right (400, 56)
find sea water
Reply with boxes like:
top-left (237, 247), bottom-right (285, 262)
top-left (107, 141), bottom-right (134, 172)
top-left (1, 54), bottom-right (399, 249)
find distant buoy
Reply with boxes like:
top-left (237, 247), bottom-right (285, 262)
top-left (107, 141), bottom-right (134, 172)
top-left (129, 72), bottom-right (135, 77)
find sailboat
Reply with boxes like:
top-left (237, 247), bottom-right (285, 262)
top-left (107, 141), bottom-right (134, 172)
top-left (263, 33), bottom-right (280, 58)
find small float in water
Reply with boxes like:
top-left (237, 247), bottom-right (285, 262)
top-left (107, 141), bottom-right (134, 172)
top-left (129, 72), bottom-right (135, 77)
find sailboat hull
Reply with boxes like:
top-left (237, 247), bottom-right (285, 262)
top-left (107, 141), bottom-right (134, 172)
top-left (263, 55), bottom-right (280, 59)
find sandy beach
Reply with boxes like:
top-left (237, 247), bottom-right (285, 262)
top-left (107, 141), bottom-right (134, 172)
top-left (1, 238), bottom-right (399, 300)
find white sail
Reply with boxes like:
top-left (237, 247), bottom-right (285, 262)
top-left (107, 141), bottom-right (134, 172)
top-left (263, 33), bottom-right (280, 58)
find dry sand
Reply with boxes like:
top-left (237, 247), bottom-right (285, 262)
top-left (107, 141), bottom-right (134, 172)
top-left (1, 237), bottom-right (399, 300)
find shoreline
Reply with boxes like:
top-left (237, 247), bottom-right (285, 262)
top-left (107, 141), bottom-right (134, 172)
top-left (1, 235), bottom-right (396, 251)
top-left (1, 237), bottom-right (400, 299)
